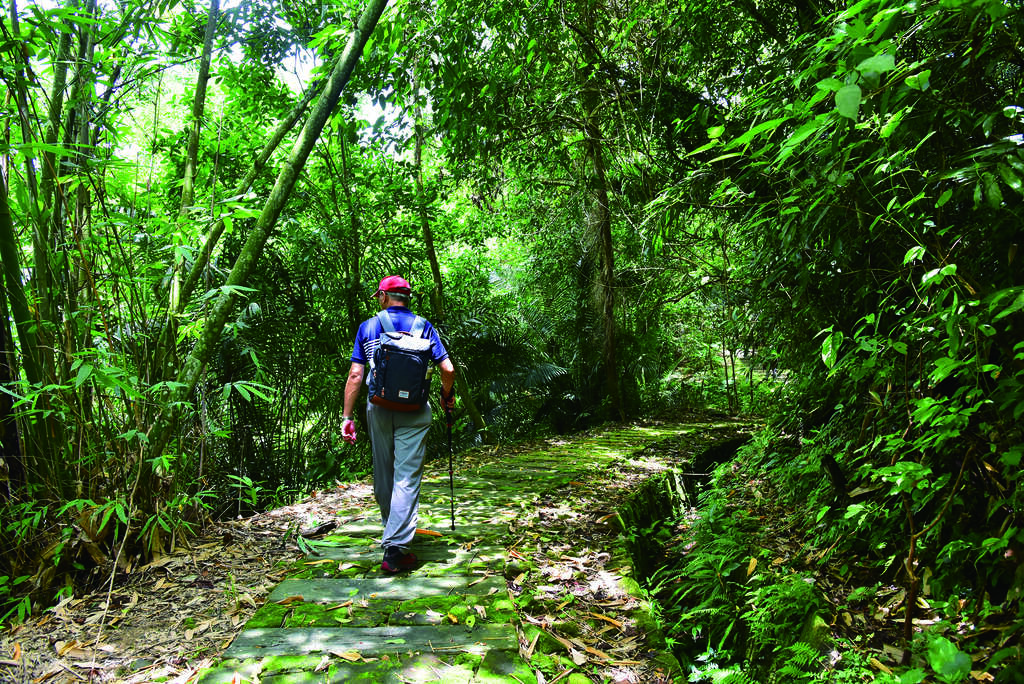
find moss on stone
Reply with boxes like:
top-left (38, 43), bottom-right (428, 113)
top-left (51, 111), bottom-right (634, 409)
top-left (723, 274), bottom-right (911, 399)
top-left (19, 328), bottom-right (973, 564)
top-left (475, 649), bottom-right (535, 682)
top-left (260, 654), bottom-right (326, 674)
top-left (521, 625), bottom-right (565, 653)
top-left (630, 607), bottom-right (666, 649)
top-left (618, 575), bottom-right (643, 597)
top-left (551, 620), bottom-right (581, 637)
top-left (453, 652), bottom-right (483, 668)
top-left (647, 650), bottom-right (684, 678)
top-left (283, 602), bottom-right (344, 627)
top-left (527, 651), bottom-right (573, 676)
top-left (244, 602), bottom-right (290, 628)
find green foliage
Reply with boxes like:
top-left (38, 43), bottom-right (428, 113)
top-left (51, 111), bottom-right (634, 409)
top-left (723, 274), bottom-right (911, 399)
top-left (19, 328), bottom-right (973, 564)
top-left (1, 0), bottom-right (1019, 651)
top-left (924, 635), bottom-right (972, 684)
top-left (0, 575), bottom-right (32, 627)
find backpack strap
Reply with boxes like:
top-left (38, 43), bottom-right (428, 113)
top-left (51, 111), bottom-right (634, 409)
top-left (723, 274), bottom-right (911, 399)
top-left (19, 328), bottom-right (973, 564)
top-left (376, 310), bottom-right (397, 334)
top-left (377, 310), bottom-right (427, 337)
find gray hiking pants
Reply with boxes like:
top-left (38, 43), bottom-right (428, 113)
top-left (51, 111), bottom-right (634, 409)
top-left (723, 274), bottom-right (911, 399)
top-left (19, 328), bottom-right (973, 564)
top-left (366, 402), bottom-right (432, 551)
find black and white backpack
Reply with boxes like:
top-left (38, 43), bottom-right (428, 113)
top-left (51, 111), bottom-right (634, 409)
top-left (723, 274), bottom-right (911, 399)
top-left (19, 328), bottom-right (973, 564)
top-left (367, 311), bottom-right (432, 411)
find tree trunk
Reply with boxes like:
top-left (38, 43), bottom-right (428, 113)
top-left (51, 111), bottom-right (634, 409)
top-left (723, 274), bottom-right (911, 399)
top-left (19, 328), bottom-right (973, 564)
top-left (414, 124), bottom-right (445, 319)
top-left (8, 0), bottom-right (53, 385)
top-left (40, 27), bottom-right (72, 233)
top-left (413, 119), bottom-right (493, 443)
top-left (179, 0), bottom-right (220, 219)
top-left (335, 120), bottom-right (363, 329)
top-left (142, 0), bottom-right (390, 493)
top-left (581, 107), bottom-right (623, 421)
top-left (0, 173), bottom-right (42, 385)
top-left (578, 4), bottom-right (624, 422)
top-left (0, 236), bottom-right (25, 499)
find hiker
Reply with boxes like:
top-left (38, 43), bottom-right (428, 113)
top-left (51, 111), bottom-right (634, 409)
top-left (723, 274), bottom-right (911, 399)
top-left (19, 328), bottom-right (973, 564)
top-left (341, 275), bottom-right (456, 574)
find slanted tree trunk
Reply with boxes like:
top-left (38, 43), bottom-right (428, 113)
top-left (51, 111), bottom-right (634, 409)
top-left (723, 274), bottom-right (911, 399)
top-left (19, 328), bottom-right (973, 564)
top-left (142, 0), bottom-right (390, 496)
top-left (149, 60), bottom-right (321, 389)
top-left (179, 83), bottom-right (322, 309)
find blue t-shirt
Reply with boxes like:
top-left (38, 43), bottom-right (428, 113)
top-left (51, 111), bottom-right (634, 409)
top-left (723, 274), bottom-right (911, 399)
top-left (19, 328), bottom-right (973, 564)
top-left (351, 307), bottom-right (449, 371)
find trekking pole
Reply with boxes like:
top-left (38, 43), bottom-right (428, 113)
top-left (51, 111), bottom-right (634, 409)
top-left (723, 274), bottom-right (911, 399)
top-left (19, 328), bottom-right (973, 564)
top-left (445, 404), bottom-right (455, 530)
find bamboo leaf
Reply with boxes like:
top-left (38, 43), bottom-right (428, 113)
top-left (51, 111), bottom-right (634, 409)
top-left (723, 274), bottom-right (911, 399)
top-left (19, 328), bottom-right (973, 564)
top-left (836, 85), bottom-right (862, 120)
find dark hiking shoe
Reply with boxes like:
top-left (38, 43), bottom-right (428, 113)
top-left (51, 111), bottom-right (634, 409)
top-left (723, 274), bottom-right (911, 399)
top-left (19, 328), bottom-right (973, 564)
top-left (381, 547), bottom-right (417, 574)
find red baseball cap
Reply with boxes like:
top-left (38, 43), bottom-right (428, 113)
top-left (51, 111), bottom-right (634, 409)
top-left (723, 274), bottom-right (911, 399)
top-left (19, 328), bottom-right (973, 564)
top-left (374, 275), bottom-right (412, 296)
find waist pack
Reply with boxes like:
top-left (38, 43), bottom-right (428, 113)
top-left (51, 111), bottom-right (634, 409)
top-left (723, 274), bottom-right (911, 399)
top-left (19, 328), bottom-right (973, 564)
top-left (368, 311), bottom-right (432, 411)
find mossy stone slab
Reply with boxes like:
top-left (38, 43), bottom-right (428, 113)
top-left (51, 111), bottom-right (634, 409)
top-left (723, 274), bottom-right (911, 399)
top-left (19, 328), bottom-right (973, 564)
top-left (311, 543), bottom-right (502, 564)
top-left (222, 624), bottom-right (518, 659)
top-left (334, 520), bottom-right (497, 539)
top-left (201, 654), bottom-right (480, 684)
top-left (267, 576), bottom-right (506, 603)
top-left (476, 649), bottom-right (536, 683)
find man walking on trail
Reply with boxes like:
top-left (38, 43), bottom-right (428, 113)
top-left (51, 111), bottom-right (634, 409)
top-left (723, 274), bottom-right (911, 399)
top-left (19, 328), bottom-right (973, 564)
top-left (341, 276), bottom-right (456, 574)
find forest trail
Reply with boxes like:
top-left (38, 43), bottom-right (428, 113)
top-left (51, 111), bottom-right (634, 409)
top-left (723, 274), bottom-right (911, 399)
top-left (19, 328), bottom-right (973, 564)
top-left (195, 421), bottom-right (726, 683)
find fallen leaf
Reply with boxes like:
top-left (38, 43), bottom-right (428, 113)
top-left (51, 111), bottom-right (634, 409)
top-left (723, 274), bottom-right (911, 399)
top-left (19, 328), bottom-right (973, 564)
top-left (587, 612), bottom-right (623, 628)
top-left (331, 650), bottom-right (362, 662)
top-left (868, 657), bottom-right (892, 674)
top-left (275, 595), bottom-right (305, 605)
top-left (882, 644), bottom-right (904, 662)
top-left (416, 528), bottom-right (442, 537)
top-left (525, 632), bottom-right (540, 658)
top-left (582, 644), bottom-right (611, 660)
top-left (31, 665), bottom-right (63, 682)
top-left (747, 557), bottom-right (757, 578)
top-left (545, 629), bottom-right (575, 651)
top-left (56, 640), bottom-right (94, 659)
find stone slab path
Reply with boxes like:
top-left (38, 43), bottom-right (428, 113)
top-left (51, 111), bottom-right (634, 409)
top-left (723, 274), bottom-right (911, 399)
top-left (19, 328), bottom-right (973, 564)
top-left (197, 424), bottom-right (697, 683)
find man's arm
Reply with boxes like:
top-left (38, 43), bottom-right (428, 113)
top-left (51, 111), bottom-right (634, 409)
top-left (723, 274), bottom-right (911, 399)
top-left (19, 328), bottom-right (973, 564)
top-left (342, 362), bottom-right (365, 443)
top-left (439, 358), bottom-right (456, 409)
top-left (343, 362), bottom-right (365, 418)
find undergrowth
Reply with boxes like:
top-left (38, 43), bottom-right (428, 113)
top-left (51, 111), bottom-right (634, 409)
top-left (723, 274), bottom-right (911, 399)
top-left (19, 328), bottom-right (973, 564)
top-left (643, 429), bottom-right (1024, 683)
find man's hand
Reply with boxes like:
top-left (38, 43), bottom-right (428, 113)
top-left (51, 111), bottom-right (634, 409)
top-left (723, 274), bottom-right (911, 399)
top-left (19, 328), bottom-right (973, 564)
top-left (342, 419), bottom-right (357, 444)
top-left (440, 387), bottom-right (455, 412)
